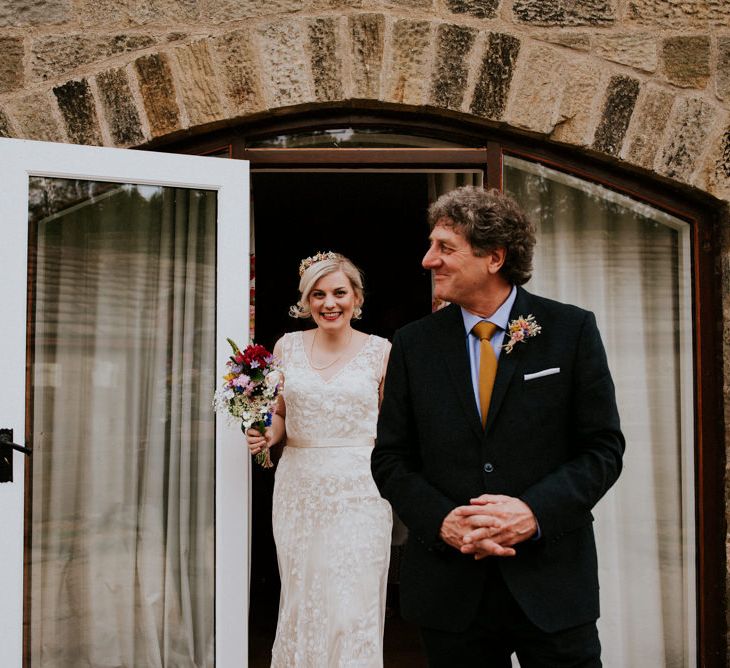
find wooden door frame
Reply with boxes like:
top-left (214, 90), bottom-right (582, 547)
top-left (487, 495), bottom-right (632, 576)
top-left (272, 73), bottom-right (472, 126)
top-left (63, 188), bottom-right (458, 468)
top-left (162, 113), bottom-right (726, 667)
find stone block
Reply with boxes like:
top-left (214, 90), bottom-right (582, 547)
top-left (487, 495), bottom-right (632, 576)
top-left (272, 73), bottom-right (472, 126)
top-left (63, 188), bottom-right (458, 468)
top-left (504, 45), bottom-right (565, 134)
top-left (657, 96), bottom-right (718, 182)
top-left (173, 40), bottom-right (225, 127)
top-left (76, 0), bottom-right (199, 26)
top-left (430, 23), bottom-right (477, 111)
top-left (202, 0), bottom-right (305, 24)
top-left (133, 53), bottom-right (181, 137)
top-left (445, 0), bottom-right (499, 20)
top-left (626, 0), bottom-right (730, 27)
top-left (593, 33), bottom-right (657, 72)
top-left (349, 14), bottom-right (385, 99)
top-left (95, 67), bottom-right (145, 146)
top-left (551, 59), bottom-right (602, 146)
top-left (0, 37), bottom-right (23, 94)
top-left (539, 33), bottom-right (590, 51)
top-left (622, 86), bottom-right (674, 169)
top-left (386, 0), bottom-right (432, 7)
top-left (717, 38), bottom-right (730, 101)
top-left (0, 0), bottom-right (71, 26)
top-left (470, 32), bottom-right (520, 120)
top-left (700, 125), bottom-right (730, 201)
top-left (384, 19), bottom-right (432, 105)
top-left (308, 0), bottom-right (364, 9)
top-left (0, 109), bottom-right (13, 137)
top-left (258, 21), bottom-right (310, 108)
top-left (32, 33), bottom-right (157, 82)
top-left (53, 79), bottom-right (103, 145)
top-left (513, 0), bottom-right (615, 26)
top-left (661, 36), bottom-right (710, 89)
top-left (308, 17), bottom-right (343, 102)
top-left (592, 75), bottom-right (640, 156)
top-left (8, 92), bottom-right (66, 142)
top-left (211, 29), bottom-right (265, 115)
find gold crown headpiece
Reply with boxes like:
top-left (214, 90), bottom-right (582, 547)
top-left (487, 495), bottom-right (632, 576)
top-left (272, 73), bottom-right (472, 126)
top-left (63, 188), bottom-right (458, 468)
top-left (298, 251), bottom-right (340, 276)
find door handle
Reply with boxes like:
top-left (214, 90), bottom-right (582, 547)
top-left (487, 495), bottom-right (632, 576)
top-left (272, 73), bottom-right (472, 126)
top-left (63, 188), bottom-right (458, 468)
top-left (0, 428), bottom-right (31, 483)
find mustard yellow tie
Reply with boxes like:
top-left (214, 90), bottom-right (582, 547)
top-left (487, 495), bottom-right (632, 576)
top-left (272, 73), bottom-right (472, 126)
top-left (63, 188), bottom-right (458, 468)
top-left (472, 321), bottom-right (499, 428)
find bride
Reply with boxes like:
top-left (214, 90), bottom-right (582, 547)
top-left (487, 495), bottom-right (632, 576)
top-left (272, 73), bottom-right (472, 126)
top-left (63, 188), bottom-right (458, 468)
top-left (246, 251), bottom-right (393, 667)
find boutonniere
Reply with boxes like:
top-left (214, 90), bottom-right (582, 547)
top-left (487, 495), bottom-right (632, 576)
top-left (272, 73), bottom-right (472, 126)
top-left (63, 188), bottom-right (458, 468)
top-left (503, 315), bottom-right (541, 354)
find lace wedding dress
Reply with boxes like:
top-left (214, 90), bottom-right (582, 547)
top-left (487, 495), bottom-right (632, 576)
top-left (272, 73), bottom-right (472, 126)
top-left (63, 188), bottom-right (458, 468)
top-left (271, 331), bottom-right (393, 668)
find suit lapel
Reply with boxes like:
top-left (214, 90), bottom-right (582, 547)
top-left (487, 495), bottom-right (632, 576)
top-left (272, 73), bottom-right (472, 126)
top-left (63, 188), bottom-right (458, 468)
top-left (484, 287), bottom-right (532, 434)
top-left (436, 304), bottom-right (484, 442)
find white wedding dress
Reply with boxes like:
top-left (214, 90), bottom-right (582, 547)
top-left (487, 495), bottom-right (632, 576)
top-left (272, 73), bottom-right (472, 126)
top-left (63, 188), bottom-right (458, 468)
top-left (271, 331), bottom-right (393, 668)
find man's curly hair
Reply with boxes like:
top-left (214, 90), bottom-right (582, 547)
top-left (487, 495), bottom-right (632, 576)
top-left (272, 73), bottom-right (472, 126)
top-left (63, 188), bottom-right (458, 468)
top-left (427, 186), bottom-right (536, 286)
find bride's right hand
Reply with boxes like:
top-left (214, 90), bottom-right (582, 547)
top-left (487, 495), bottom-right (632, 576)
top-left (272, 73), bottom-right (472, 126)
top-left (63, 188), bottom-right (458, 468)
top-left (245, 427), bottom-right (273, 455)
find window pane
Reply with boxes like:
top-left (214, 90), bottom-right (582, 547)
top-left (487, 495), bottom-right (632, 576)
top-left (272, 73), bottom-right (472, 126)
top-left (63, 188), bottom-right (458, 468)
top-left (247, 127), bottom-right (476, 148)
top-left (28, 178), bottom-right (217, 667)
top-left (504, 156), bottom-right (695, 668)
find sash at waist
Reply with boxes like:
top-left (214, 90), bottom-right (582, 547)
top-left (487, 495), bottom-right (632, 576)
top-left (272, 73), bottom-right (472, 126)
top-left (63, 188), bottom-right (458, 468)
top-left (286, 436), bottom-right (375, 449)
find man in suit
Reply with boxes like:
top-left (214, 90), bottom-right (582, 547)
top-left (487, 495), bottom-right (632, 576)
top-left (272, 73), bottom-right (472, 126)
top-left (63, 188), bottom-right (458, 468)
top-left (372, 186), bottom-right (624, 667)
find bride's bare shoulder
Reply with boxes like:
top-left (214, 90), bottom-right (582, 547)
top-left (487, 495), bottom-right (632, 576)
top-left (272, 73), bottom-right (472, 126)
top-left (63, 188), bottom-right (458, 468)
top-left (352, 329), bottom-right (370, 345)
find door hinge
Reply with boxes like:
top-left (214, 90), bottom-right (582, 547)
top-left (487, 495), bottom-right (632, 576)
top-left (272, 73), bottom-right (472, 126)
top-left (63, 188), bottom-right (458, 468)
top-left (0, 428), bottom-right (31, 483)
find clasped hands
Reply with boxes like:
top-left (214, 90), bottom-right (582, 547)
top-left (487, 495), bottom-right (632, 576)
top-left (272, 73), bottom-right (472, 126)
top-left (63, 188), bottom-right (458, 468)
top-left (439, 494), bottom-right (538, 560)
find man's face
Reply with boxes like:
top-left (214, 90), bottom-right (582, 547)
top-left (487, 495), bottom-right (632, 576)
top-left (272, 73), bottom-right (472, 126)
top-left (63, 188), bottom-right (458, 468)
top-left (422, 219), bottom-right (494, 308)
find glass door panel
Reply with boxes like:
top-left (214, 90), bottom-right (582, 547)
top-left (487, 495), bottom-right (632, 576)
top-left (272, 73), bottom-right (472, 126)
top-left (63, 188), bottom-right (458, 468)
top-left (28, 179), bottom-right (217, 667)
top-left (504, 155), bottom-right (695, 668)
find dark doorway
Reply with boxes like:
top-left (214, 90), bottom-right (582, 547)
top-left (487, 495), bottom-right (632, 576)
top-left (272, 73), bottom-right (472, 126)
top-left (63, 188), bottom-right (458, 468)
top-left (248, 172), bottom-right (432, 667)
top-left (252, 172), bottom-right (434, 344)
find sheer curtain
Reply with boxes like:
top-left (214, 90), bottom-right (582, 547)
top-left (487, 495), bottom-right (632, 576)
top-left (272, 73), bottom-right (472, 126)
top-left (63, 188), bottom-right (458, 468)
top-left (504, 157), bottom-right (695, 667)
top-left (427, 171), bottom-right (482, 202)
top-left (29, 180), bottom-right (217, 667)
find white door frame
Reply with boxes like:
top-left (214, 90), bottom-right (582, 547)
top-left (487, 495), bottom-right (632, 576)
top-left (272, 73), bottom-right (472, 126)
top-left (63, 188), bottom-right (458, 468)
top-left (0, 137), bottom-right (250, 667)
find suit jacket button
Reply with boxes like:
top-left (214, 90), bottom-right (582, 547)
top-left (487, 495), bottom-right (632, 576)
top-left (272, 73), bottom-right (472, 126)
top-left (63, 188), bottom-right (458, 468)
top-left (483, 462), bottom-right (494, 473)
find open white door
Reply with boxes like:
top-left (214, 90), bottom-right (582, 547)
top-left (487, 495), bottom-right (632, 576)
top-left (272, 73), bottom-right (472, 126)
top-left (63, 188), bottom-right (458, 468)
top-left (0, 138), bottom-right (249, 667)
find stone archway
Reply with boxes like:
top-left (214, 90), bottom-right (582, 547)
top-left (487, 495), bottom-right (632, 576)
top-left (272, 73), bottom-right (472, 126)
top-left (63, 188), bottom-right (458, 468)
top-left (1, 7), bottom-right (729, 202)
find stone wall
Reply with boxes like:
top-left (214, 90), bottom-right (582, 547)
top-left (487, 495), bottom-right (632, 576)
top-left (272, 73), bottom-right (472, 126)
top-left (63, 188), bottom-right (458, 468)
top-left (1, 0), bottom-right (729, 653)
top-left (0, 0), bottom-right (729, 200)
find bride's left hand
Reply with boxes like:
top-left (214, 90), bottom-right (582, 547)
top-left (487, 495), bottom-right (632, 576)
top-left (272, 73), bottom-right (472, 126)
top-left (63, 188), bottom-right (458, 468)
top-left (245, 427), bottom-right (272, 455)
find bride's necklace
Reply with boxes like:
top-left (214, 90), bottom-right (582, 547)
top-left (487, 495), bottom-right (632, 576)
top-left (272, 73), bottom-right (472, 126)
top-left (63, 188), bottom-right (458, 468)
top-left (309, 327), bottom-right (354, 371)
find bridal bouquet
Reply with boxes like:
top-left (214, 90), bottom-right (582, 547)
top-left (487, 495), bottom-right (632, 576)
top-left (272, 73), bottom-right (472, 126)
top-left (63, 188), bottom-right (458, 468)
top-left (213, 338), bottom-right (283, 468)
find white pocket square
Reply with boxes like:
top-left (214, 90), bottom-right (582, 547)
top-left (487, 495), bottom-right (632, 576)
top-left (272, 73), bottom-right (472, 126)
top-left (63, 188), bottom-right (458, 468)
top-left (524, 368), bottom-right (561, 381)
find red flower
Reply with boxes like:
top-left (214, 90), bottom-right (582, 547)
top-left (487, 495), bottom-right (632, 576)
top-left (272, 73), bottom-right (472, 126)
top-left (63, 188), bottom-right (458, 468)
top-left (242, 343), bottom-right (272, 367)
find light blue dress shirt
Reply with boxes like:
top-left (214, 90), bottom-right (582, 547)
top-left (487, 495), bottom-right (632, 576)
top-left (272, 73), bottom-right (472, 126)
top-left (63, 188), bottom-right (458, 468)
top-left (460, 284), bottom-right (517, 424)
top-left (461, 285), bottom-right (541, 537)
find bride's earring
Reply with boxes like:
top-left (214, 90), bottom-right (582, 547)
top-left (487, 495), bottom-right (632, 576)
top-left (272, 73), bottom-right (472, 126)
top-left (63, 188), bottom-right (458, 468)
top-left (353, 305), bottom-right (363, 320)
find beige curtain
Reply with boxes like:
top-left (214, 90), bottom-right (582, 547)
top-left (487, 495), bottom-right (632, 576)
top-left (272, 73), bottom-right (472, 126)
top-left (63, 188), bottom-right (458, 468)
top-left (29, 180), bottom-right (217, 667)
top-left (504, 157), bottom-right (695, 668)
top-left (427, 171), bottom-right (482, 203)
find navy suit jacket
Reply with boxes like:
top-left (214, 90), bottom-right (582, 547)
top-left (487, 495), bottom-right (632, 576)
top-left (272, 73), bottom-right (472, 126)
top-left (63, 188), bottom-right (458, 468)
top-left (372, 287), bottom-right (625, 633)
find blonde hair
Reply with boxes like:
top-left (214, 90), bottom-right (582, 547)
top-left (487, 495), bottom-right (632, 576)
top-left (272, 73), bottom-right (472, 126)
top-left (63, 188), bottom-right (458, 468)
top-left (289, 253), bottom-right (364, 319)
